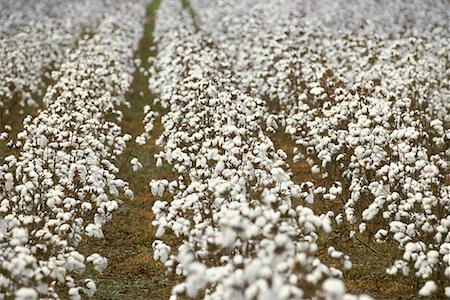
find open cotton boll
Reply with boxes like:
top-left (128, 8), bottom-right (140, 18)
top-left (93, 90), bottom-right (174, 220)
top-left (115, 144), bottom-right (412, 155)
top-left (156, 157), bottom-right (163, 168)
top-left (124, 189), bottom-right (134, 200)
top-left (10, 227), bottom-right (29, 246)
top-left (311, 165), bottom-right (320, 174)
top-left (322, 278), bottom-right (346, 299)
top-left (310, 87), bottom-right (325, 96)
top-left (87, 253), bottom-right (108, 273)
top-left (85, 224), bottom-right (104, 239)
top-left (419, 281), bottom-right (437, 297)
top-left (153, 240), bottom-right (171, 263)
top-left (68, 287), bottom-right (81, 300)
top-left (0, 131), bottom-right (8, 141)
top-left (130, 157), bottom-right (143, 172)
top-left (84, 279), bottom-right (96, 297)
top-left (445, 287), bottom-right (450, 298)
top-left (15, 288), bottom-right (38, 300)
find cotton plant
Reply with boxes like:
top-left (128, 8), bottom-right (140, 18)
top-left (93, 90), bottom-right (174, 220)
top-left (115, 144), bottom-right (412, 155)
top-left (0, 0), bottom-right (117, 129)
top-left (282, 78), bottom-right (450, 293)
top-left (0, 0), bottom-right (147, 298)
top-left (145, 1), bottom-right (363, 299)
top-left (136, 106), bottom-right (160, 145)
top-left (150, 0), bottom-right (450, 297)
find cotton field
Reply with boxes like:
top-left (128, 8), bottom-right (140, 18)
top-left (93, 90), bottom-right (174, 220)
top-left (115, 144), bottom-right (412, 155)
top-left (0, 0), bottom-right (449, 299)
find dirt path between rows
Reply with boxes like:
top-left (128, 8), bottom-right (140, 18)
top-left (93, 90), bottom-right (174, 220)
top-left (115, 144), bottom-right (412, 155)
top-left (74, 2), bottom-right (179, 299)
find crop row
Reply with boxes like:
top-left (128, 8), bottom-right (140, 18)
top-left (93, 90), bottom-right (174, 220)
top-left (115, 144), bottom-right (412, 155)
top-left (189, 0), bottom-right (450, 297)
top-left (146, 0), bottom-right (366, 299)
top-left (0, 0), bottom-right (115, 128)
top-left (0, 1), bottom-right (146, 298)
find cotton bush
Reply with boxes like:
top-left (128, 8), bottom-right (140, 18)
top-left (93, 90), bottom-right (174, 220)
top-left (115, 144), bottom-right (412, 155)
top-left (147, 0), bottom-right (449, 297)
top-left (0, 1), bottom-right (147, 298)
top-left (146, 0), bottom-right (361, 299)
top-left (188, 0), bottom-right (449, 296)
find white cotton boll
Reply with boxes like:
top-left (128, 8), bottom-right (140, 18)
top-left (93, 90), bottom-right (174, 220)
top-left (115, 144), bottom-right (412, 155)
top-left (69, 287), bottom-right (81, 300)
top-left (305, 191), bottom-right (314, 204)
top-left (233, 255), bottom-right (243, 266)
top-left (124, 189), bottom-right (134, 200)
top-left (136, 136), bottom-right (146, 145)
top-left (419, 281), bottom-right (437, 296)
top-left (293, 154), bottom-right (302, 163)
top-left (150, 181), bottom-right (158, 196)
top-left (172, 284), bottom-right (185, 297)
top-left (386, 266), bottom-right (398, 275)
top-left (157, 184), bottom-right (165, 197)
top-left (328, 246), bottom-right (344, 260)
top-left (359, 223), bottom-right (367, 233)
top-left (215, 160), bottom-right (225, 174)
top-left (153, 241), bottom-right (171, 263)
top-left (426, 250), bottom-right (440, 267)
top-left (311, 165), bottom-right (320, 174)
top-left (152, 200), bottom-right (167, 216)
top-left (85, 224), bottom-right (104, 238)
top-left (11, 227), bottom-right (28, 246)
top-left (155, 224), bottom-right (166, 238)
top-left (5, 173), bottom-right (14, 191)
top-left (15, 288), bottom-right (37, 300)
top-left (39, 135), bottom-right (48, 147)
top-left (84, 279), bottom-right (96, 297)
top-left (310, 87), bottom-right (325, 96)
top-left (263, 193), bottom-right (277, 205)
top-left (335, 214), bottom-right (343, 225)
top-left (87, 253), bottom-right (108, 273)
top-left (0, 132), bottom-right (8, 141)
top-left (445, 287), bottom-right (450, 298)
top-left (130, 157), bottom-right (143, 172)
top-left (322, 278), bottom-right (346, 299)
top-left (156, 157), bottom-right (163, 168)
top-left (0, 218), bottom-right (6, 237)
top-left (344, 259), bottom-right (353, 270)
top-left (81, 202), bottom-right (92, 211)
top-left (290, 185), bottom-right (301, 198)
top-left (375, 229), bottom-right (388, 242)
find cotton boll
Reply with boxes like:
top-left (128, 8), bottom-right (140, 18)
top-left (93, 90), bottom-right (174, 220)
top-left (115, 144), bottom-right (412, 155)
top-left (84, 279), bottom-right (96, 297)
top-left (310, 87), bottom-right (325, 96)
top-left (130, 157), bottom-right (143, 172)
top-left (156, 157), bottom-right (163, 168)
top-left (11, 227), bottom-right (29, 246)
top-left (418, 281), bottom-right (437, 297)
top-left (322, 278), bottom-right (346, 299)
top-left (136, 136), bottom-right (146, 145)
top-left (87, 254), bottom-right (108, 273)
top-left (68, 287), bottom-right (81, 300)
top-left (0, 131), bottom-right (8, 141)
top-left (153, 240), bottom-right (171, 263)
top-left (311, 165), bottom-right (320, 174)
top-left (124, 189), bottom-right (134, 200)
top-left (359, 223), bottom-right (367, 233)
top-left (445, 287), bottom-right (450, 298)
top-left (85, 224), bottom-right (104, 239)
top-left (15, 288), bottom-right (37, 300)
top-left (5, 173), bottom-right (14, 191)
